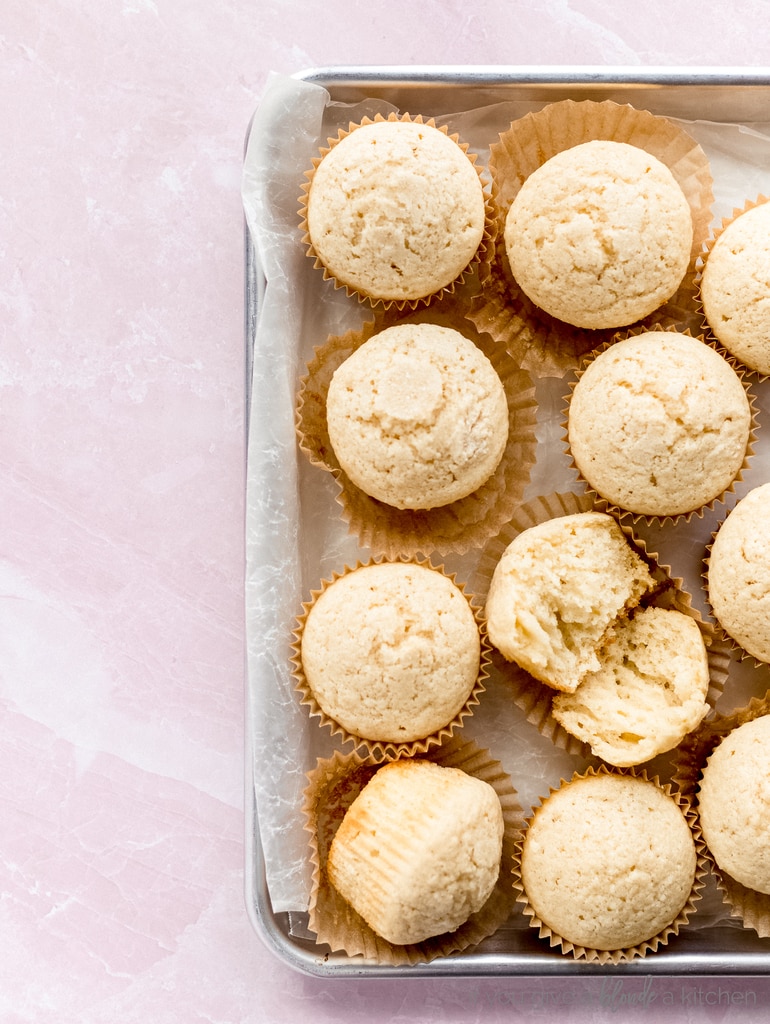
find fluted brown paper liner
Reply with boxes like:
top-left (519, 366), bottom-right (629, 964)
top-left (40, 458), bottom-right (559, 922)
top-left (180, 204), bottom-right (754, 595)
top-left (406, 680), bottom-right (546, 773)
top-left (672, 693), bottom-right (770, 938)
top-left (298, 112), bottom-right (496, 313)
top-left (696, 194), bottom-right (770, 381)
top-left (291, 555), bottom-right (491, 762)
top-left (466, 99), bottom-right (714, 378)
top-left (563, 324), bottom-right (757, 527)
top-left (511, 764), bottom-right (707, 963)
top-left (471, 491), bottom-right (728, 760)
top-left (303, 737), bottom-right (524, 965)
top-left (296, 305), bottom-right (538, 558)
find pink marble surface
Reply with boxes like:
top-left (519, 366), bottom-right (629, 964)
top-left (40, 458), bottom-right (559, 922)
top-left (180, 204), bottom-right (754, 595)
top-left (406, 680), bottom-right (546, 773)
top-left (6, 3), bottom-right (770, 1021)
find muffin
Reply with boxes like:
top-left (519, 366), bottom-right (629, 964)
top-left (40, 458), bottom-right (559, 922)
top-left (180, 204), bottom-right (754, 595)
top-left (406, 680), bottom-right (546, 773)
top-left (517, 770), bottom-right (700, 956)
top-left (504, 140), bottom-right (693, 329)
top-left (708, 483), bottom-right (770, 663)
top-left (297, 560), bottom-right (483, 751)
top-left (325, 322), bottom-right (509, 510)
top-left (568, 330), bottom-right (752, 519)
top-left (484, 511), bottom-right (655, 693)
top-left (303, 116), bottom-right (487, 305)
top-left (326, 758), bottom-right (504, 945)
top-left (305, 738), bottom-right (524, 964)
top-left (697, 714), bottom-right (770, 896)
top-left (472, 99), bottom-right (713, 378)
top-left (700, 198), bottom-right (770, 375)
top-left (551, 606), bottom-right (711, 767)
top-left (296, 312), bottom-right (538, 558)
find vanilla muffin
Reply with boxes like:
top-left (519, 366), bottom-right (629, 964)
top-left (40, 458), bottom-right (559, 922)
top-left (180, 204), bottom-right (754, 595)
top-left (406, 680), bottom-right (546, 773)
top-left (504, 140), bottom-right (693, 329)
top-left (326, 323), bottom-right (509, 510)
top-left (519, 772), bottom-right (698, 952)
top-left (484, 511), bottom-right (655, 693)
top-left (300, 561), bottom-right (481, 744)
top-left (701, 201), bottom-right (770, 375)
top-left (708, 483), bottom-right (770, 662)
top-left (551, 606), bottom-right (710, 766)
top-left (306, 119), bottom-right (486, 303)
top-left (327, 758), bottom-right (504, 945)
top-left (697, 715), bottom-right (770, 894)
top-left (568, 331), bottom-right (751, 518)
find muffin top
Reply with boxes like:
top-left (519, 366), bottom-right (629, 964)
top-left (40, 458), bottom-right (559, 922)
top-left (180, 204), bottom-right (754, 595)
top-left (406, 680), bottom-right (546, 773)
top-left (520, 772), bottom-right (697, 951)
top-left (485, 511), bottom-right (655, 693)
top-left (568, 331), bottom-right (751, 517)
top-left (306, 120), bottom-right (486, 302)
top-left (551, 606), bottom-right (710, 766)
top-left (326, 323), bottom-right (509, 510)
top-left (698, 715), bottom-right (770, 894)
top-left (504, 140), bottom-right (693, 329)
top-left (327, 758), bottom-right (504, 945)
top-left (701, 201), bottom-right (770, 375)
top-left (708, 482), bottom-right (770, 662)
top-left (300, 561), bottom-right (480, 743)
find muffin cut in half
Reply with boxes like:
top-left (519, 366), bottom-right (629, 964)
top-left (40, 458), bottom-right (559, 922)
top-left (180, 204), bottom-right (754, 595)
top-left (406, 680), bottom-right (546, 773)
top-left (485, 511), bottom-right (655, 693)
top-left (551, 605), bottom-right (710, 766)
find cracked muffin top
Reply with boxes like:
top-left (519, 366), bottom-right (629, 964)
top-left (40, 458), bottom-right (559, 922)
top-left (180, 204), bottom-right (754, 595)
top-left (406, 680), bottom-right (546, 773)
top-left (306, 119), bottom-right (486, 303)
top-left (568, 331), bottom-right (751, 518)
top-left (503, 139), bottom-right (693, 329)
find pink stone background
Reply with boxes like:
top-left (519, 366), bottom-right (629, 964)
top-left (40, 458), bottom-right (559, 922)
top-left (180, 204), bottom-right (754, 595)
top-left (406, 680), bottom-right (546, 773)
top-left (5, 3), bottom-right (770, 1021)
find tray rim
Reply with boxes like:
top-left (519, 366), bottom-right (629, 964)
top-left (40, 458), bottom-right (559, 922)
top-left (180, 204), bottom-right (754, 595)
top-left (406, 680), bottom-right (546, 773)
top-left (244, 64), bottom-right (770, 979)
top-left (292, 63), bottom-right (770, 86)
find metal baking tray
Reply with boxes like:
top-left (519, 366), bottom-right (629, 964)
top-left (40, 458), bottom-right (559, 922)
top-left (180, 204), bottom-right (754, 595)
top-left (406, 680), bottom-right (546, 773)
top-left (243, 66), bottom-right (770, 977)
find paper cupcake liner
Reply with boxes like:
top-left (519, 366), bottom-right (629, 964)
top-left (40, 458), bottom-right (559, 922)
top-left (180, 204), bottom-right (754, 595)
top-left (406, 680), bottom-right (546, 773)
top-left (291, 555), bottom-right (491, 762)
top-left (511, 764), bottom-right (708, 963)
top-left (562, 324), bottom-right (757, 527)
top-left (466, 98), bottom-right (714, 379)
top-left (296, 305), bottom-right (538, 558)
top-left (671, 693), bottom-right (770, 937)
top-left (298, 112), bottom-right (497, 313)
top-left (696, 194), bottom-right (770, 381)
top-left (471, 490), bottom-right (727, 762)
top-left (303, 736), bottom-right (525, 965)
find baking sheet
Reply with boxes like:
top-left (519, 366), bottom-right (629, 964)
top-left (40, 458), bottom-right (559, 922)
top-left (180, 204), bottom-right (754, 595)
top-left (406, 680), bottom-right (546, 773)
top-left (242, 67), bottom-right (770, 975)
